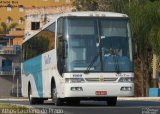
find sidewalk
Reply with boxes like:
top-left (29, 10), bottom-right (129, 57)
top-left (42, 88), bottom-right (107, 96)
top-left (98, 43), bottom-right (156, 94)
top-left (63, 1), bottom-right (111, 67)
top-left (118, 97), bottom-right (160, 101)
top-left (0, 97), bottom-right (28, 101)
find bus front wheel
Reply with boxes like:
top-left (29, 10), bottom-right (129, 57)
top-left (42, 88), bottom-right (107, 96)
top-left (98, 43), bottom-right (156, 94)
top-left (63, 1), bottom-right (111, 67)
top-left (67, 100), bottom-right (80, 106)
top-left (107, 97), bottom-right (117, 106)
top-left (51, 84), bottom-right (63, 106)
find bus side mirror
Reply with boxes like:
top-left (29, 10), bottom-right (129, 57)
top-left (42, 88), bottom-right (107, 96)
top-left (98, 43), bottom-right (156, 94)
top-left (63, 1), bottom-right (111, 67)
top-left (63, 40), bottom-right (68, 59)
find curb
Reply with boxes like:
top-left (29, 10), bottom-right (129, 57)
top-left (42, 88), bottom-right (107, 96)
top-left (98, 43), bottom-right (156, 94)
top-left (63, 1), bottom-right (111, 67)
top-left (118, 97), bottom-right (160, 101)
top-left (0, 99), bottom-right (28, 101)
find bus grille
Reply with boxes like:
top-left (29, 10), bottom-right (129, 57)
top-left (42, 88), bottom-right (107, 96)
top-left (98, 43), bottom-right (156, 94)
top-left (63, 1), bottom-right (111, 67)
top-left (85, 78), bottom-right (118, 82)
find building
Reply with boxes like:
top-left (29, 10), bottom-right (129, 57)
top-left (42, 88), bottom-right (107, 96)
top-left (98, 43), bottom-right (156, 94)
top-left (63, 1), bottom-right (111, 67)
top-left (0, 0), bottom-right (73, 97)
top-left (0, 0), bottom-right (72, 35)
top-left (25, 4), bottom-right (72, 36)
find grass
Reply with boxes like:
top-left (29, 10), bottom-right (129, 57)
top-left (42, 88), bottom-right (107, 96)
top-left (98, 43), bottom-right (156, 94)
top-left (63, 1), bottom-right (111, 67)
top-left (0, 104), bottom-right (37, 114)
top-left (0, 104), bottom-right (27, 108)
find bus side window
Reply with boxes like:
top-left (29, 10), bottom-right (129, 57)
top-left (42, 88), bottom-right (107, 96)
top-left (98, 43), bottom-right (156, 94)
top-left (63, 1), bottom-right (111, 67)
top-left (23, 22), bottom-right (56, 61)
top-left (43, 22), bottom-right (56, 50)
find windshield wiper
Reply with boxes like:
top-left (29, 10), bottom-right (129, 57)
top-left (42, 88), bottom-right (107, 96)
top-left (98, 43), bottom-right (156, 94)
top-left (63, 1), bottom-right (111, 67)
top-left (85, 33), bottom-right (103, 74)
top-left (113, 56), bottom-right (120, 74)
top-left (85, 34), bottom-right (104, 74)
top-left (85, 52), bottom-right (99, 74)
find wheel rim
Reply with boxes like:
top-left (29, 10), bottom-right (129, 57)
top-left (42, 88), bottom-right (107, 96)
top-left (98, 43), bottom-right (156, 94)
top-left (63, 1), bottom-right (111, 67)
top-left (29, 93), bottom-right (32, 101)
top-left (29, 88), bottom-right (32, 102)
top-left (52, 87), bottom-right (57, 103)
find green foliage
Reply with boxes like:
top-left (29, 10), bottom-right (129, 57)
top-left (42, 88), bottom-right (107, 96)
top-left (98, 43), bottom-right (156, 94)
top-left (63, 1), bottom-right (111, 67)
top-left (0, 104), bottom-right (27, 109)
top-left (122, 0), bottom-right (160, 92)
top-left (0, 22), bottom-right (18, 34)
top-left (118, 3), bottom-right (159, 57)
top-left (73, 0), bottom-right (160, 95)
top-left (0, 104), bottom-right (37, 114)
top-left (148, 2), bottom-right (160, 55)
top-left (0, 22), bottom-right (7, 34)
top-left (72, 0), bottom-right (111, 11)
top-left (110, 0), bottom-right (128, 13)
top-left (72, 0), bottom-right (130, 12)
top-left (150, 25), bottom-right (160, 55)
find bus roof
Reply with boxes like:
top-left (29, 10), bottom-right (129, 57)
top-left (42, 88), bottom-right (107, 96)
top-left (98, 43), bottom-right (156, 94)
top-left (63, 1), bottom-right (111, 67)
top-left (59, 11), bottom-right (128, 18)
top-left (23, 11), bottom-right (128, 43)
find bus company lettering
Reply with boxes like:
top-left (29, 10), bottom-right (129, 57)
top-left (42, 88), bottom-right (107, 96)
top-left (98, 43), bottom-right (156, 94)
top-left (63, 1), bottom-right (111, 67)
top-left (44, 55), bottom-right (51, 65)
top-left (73, 74), bottom-right (82, 78)
top-left (116, 73), bottom-right (130, 77)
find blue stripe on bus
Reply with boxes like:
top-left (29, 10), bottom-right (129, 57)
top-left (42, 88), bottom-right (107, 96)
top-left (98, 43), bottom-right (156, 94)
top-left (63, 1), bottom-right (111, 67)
top-left (23, 55), bottom-right (43, 97)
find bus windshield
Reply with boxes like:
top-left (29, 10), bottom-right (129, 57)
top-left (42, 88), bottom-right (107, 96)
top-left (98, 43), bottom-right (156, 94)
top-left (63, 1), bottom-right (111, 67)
top-left (63, 17), bottom-right (133, 73)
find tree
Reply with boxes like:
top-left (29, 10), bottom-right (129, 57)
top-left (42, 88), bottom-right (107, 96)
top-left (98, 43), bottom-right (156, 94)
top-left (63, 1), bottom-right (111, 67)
top-left (117, 0), bottom-right (160, 96)
top-left (0, 22), bottom-right (18, 34)
top-left (73, 0), bottom-right (160, 96)
top-left (148, 2), bottom-right (160, 55)
top-left (110, 0), bottom-right (128, 13)
top-left (73, 0), bottom-right (129, 12)
top-left (72, 0), bottom-right (111, 11)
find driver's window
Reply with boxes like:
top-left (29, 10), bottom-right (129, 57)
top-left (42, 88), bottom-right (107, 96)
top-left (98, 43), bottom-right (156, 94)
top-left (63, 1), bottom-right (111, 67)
top-left (57, 18), bottom-right (64, 75)
top-left (57, 18), bottom-right (63, 56)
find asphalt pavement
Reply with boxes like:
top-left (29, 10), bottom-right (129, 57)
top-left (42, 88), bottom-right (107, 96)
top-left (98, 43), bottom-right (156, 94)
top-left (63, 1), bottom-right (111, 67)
top-left (0, 97), bottom-right (160, 114)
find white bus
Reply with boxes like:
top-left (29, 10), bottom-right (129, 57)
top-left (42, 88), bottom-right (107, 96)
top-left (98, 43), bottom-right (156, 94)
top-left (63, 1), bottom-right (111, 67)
top-left (22, 11), bottom-right (134, 106)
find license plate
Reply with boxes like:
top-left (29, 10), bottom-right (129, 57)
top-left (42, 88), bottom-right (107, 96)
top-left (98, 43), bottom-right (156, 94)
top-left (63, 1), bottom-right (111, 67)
top-left (95, 91), bottom-right (107, 95)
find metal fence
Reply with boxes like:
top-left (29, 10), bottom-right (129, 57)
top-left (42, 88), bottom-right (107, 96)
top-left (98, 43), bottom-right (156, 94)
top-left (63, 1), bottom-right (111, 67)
top-left (0, 45), bottom-right (21, 55)
top-left (0, 67), bottom-right (21, 75)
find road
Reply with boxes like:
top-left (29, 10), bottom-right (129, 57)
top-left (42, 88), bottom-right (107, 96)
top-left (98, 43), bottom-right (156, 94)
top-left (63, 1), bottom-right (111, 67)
top-left (0, 98), bottom-right (160, 114)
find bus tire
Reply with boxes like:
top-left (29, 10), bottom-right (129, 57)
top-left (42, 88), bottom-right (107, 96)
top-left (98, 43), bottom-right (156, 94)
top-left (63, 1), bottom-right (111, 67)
top-left (67, 100), bottom-right (80, 106)
top-left (51, 82), bottom-right (63, 106)
top-left (55, 98), bottom-right (63, 106)
top-left (107, 97), bottom-right (117, 106)
top-left (37, 99), bottom-right (44, 104)
top-left (28, 85), bottom-right (36, 105)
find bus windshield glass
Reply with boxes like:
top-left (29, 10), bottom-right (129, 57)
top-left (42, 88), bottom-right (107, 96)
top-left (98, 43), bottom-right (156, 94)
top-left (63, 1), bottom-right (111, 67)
top-left (63, 17), bottom-right (133, 73)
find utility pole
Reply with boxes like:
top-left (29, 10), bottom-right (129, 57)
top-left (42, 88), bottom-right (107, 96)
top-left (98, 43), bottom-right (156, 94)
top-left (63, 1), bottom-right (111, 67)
top-left (152, 54), bottom-right (158, 87)
top-left (141, 60), bottom-right (144, 97)
top-left (17, 77), bottom-right (19, 97)
top-left (12, 68), bottom-right (15, 95)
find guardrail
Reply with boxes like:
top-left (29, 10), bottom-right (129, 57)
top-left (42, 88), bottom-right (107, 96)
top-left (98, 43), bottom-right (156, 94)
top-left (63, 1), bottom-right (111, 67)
top-left (0, 71), bottom-right (14, 75)
top-left (0, 67), bottom-right (21, 75)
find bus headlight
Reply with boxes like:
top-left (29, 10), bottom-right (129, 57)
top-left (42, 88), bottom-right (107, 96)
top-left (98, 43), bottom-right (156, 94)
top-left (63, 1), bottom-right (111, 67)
top-left (118, 77), bottom-right (134, 83)
top-left (65, 78), bottom-right (85, 83)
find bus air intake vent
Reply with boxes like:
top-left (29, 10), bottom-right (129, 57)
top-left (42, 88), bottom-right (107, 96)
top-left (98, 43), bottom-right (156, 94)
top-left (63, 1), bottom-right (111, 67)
top-left (85, 78), bottom-right (118, 82)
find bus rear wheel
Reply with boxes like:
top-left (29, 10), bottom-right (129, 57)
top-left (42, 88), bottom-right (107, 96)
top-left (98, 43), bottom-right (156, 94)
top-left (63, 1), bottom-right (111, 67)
top-left (37, 99), bottom-right (44, 104)
top-left (28, 85), bottom-right (44, 105)
top-left (107, 97), bottom-right (117, 106)
top-left (28, 86), bottom-right (36, 105)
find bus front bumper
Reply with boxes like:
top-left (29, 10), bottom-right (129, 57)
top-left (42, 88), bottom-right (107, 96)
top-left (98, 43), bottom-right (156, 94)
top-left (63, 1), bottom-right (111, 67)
top-left (63, 83), bottom-right (134, 98)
